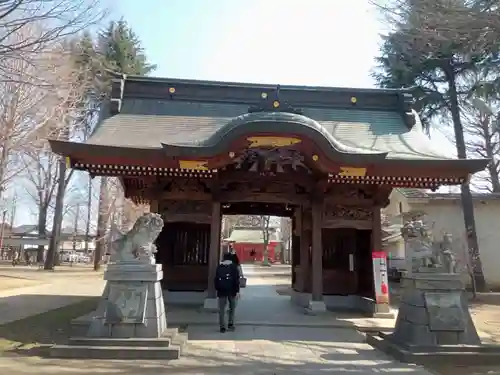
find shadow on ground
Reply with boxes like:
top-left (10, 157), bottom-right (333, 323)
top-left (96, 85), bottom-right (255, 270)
top-left (0, 296), bottom-right (98, 356)
top-left (0, 327), bottom-right (434, 375)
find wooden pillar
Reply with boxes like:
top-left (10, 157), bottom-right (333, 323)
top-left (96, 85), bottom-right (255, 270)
top-left (371, 205), bottom-right (391, 315)
top-left (371, 206), bottom-right (382, 253)
top-left (311, 200), bottom-right (323, 301)
top-left (297, 207), bottom-right (310, 292)
top-left (207, 201), bottom-right (221, 298)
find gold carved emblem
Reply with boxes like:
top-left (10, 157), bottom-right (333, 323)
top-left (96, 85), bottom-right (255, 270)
top-left (339, 167), bottom-right (367, 177)
top-left (179, 160), bottom-right (208, 170)
top-left (247, 136), bottom-right (301, 148)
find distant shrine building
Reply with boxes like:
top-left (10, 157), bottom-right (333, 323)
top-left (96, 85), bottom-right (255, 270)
top-left (50, 75), bottom-right (487, 315)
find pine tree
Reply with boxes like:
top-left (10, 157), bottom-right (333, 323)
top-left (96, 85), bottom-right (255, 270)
top-left (373, 0), bottom-right (498, 291)
top-left (92, 20), bottom-right (156, 270)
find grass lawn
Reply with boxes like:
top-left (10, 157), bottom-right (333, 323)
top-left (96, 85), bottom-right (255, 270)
top-left (0, 297), bottom-right (99, 354)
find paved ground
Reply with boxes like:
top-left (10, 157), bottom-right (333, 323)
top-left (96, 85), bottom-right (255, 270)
top-left (0, 326), bottom-right (434, 375)
top-left (167, 265), bottom-right (395, 331)
top-left (0, 264), bottom-right (435, 374)
top-left (1, 264), bottom-right (499, 374)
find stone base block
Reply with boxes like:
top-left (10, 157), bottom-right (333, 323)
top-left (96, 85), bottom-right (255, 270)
top-left (394, 274), bottom-right (480, 346)
top-left (202, 298), bottom-right (219, 312)
top-left (305, 300), bottom-right (327, 315)
top-left (51, 327), bottom-right (188, 360)
top-left (291, 291), bottom-right (395, 319)
top-left (69, 328), bottom-right (187, 348)
top-left (367, 332), bottom-right (500, 366)
top-left (50, 344), bottom-right (181, 360)
top-left (58, 254), bottom-right (187, 359)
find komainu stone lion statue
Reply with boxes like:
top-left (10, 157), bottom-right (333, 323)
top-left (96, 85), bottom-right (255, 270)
top-left (109, 213), bottom-right (164, 263)
top-left (401, 219), bottom-right (438, 272)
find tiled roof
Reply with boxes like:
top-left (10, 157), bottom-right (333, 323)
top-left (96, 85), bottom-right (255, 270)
top-left (87, 98), bottom-right (452, 160)
top-left (427, 192), bottom-right (500, 201)
top-left (397, 188), bottom-right (430, 199)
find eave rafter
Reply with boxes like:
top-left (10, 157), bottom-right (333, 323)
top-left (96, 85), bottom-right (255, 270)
top-left (328, 173), bottom-right (466, 189)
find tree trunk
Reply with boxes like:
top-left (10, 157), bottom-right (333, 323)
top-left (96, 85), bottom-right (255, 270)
top-left (94, 176), bottom-right (109, 271)
top-left (85, 175), bottom-right (92, 253)
top-left (36, 205), bottom-right (48, 263)
top-left (444, 64), bottom-right (487, 292)
top-left (44, 158), bottom-right (67, 270)
top-left (0, 139), bottom-right (8, 193)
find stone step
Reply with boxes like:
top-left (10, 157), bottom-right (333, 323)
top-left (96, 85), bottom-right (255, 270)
top-left (69, 337), bottom-right (173, 347)
top-left (49, 345), bottom-right (181, 360)
top-left (68, 328), bottom-right (187, 349)
top-left (171, 332), bottom-right (188, 353)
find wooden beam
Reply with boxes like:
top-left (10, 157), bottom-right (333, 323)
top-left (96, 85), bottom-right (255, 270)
top-left (222, 192), bottom-right (308, 205)
top-left (311, 199), bottom-right (323, 301)
top-left (299, 208), bottom-right (311, 293)
top-left (218, 170), bottom-right (315, 187)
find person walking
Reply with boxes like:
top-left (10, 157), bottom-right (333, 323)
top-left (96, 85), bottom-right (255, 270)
top-left (214, 251), bottom-right (240, 333)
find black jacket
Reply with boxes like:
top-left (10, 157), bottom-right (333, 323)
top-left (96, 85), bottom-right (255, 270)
top-left (229, 252), bottom-right (240, 266)
top-left (214, 260), bottom-right (240, 297)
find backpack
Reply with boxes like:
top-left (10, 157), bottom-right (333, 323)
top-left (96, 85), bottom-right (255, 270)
top-left (215, 264), bottom-right (235, 294)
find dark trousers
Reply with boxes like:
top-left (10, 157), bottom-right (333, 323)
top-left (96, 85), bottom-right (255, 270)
top-left (218, 295), bottom-right (236, 328)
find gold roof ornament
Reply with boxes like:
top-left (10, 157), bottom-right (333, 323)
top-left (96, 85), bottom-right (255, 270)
top-left (247, 136), bottom-right (301, 148)
top-left (339, 166), bottom-right (366, 177)
top-left (179, 160), bottom-right (208, 171)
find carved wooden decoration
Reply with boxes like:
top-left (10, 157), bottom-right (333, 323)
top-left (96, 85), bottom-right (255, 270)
top-left (160, 200), bottom-right (212, 223)
top-left (230, 149), bottom-right (311, 175)
top-left (324, 204), bottom-right (373, 221)
top-left (165, 179), bottom-right (209, 193)
top-left (325, 185), bottom-right (375, 201)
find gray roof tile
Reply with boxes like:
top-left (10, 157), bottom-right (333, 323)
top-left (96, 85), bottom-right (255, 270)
top-left (87, 99), bottom-right (451, 160)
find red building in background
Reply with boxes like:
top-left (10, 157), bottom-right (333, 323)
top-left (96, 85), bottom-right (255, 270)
top-left (223, 227), bottom-right (281, 263)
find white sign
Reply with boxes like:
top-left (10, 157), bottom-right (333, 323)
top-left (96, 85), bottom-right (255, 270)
top-left (372, 251), bottom-right (389, 304)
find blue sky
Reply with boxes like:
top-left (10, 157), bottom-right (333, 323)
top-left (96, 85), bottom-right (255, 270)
top-left (107, 0), bottom-right (382, 87)
top-left (11, 0), bottom-right (455, 227)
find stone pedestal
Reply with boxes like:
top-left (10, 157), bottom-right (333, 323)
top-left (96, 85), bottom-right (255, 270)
top-left (367, 272), bottom-right (500, 366)
top-left (393, 273), bottom-right (480, 346)
top-left (87, 261), bottom-right (167, 338)
top-left (51, 260), bottom-right (187, 360)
